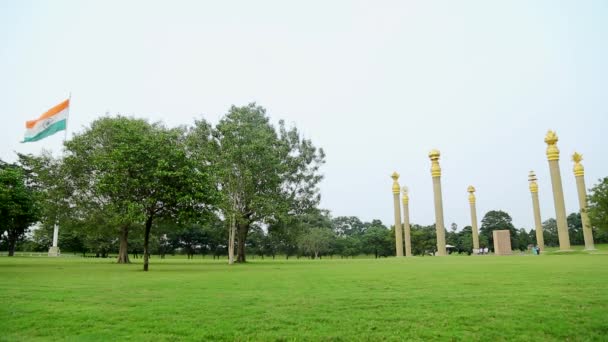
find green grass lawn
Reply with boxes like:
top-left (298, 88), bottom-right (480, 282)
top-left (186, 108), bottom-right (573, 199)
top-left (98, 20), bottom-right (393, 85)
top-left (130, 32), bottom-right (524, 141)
top-left (1, 249), bottom-right (607, 341)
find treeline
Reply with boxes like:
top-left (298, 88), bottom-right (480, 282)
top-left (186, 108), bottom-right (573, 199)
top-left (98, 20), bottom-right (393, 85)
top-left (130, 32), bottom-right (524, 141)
top-left (2, 103), bottom-right (608, 268)
top-left (5, 206), bottom-right (608, 260)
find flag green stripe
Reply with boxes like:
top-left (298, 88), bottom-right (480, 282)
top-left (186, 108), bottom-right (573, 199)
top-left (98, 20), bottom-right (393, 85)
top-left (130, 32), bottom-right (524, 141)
top-left (22, 119), bottom-right (67, 143)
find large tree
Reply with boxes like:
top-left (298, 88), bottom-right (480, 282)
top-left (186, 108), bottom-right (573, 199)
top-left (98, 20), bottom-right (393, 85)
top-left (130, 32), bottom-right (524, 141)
top-left (0, 162), bottom-right (41, 256)
top-left (332, 216), bottom-right (366, 237)
top-left (567, 212), bottom-right (584, 245)
top-left (190, 104), bottom-right (325, 263)
top-left (363, 220), bottom-right (393, 258)
top-left (63, 116), bottom-right (217, 271)
top-left (542, 218), bottom-right (559, 247)
top-left (588, 177), bottom-right (608, 233)
top-left (479, 210), bottom-right (517, 250)
top-left (410, 224), bottom-right (437, 256)
top-left (298, 227), bottom-right (334, 259)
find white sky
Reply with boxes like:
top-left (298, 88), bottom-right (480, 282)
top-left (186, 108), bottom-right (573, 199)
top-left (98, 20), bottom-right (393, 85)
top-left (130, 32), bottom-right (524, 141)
top-left (1, 0), bottom-right (607, 230)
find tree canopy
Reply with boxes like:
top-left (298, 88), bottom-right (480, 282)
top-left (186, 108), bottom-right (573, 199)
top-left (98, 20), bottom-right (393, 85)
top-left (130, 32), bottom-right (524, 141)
top-left (190, 104), bottom-right (325, 262)
top-left (62, 116), bottom-right (218, 270)
top-left (588, 177), bottom-right (608, 233)
top-left (0, 162), bottom-right (41, 256)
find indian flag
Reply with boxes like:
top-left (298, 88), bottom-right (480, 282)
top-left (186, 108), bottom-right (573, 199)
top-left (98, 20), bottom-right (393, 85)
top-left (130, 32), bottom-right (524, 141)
top-left (23, 99), bottom-right (69, 143)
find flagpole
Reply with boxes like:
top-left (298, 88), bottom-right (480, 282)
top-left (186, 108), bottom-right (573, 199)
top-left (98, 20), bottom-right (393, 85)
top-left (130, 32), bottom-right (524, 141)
top-left (49, 92), bottom-right (70, 258)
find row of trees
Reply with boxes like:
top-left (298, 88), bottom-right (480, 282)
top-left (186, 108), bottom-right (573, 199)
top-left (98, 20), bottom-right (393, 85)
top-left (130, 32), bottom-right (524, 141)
top-left (4, 204), bottom-right (608, 260)
top-left (2, 103), bottom-right (608, 268)
top-left (1, 104), bottom-right (325, 271)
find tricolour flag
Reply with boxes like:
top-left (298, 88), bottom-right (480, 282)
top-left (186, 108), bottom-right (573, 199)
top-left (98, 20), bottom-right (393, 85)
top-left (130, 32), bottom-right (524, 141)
top-left (23, 99), bottom-right (69, 143)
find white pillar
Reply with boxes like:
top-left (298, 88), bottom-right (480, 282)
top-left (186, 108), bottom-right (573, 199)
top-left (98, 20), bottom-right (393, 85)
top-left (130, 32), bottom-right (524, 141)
top-left (48, 223), bottom-right (60, 257)
top-left (52, 224), bottom-right (59, 247)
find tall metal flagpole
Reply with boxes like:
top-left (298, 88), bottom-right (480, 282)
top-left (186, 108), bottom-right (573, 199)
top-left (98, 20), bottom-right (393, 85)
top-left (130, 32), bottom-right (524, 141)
top-left (49, 92), bottom-right (70, 257)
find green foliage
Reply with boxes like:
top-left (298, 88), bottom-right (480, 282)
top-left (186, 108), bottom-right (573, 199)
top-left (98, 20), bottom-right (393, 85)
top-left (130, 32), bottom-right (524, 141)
top-left (479, 210), bottom-right (517, 250)
top-left (567, 212), bottom-right (584, 245)
top-left (297, 227), bottom-right (334, 259)
top-left (362, 220), bottom-right (392, 258)
top-left (0, 162), bottom-right (41, 256)
top-left (410, 224), bottom-right (437, 256)
top-left (190, 104), bottom-right (325, 262)
top-left (63, 116), bottom-right (218, 270)
top-left (332, 216), bottom-right (365, 237)
top-left (588, 177), bottom-right (608, 233)
top-left (543, 218), bottom-right (559, 247)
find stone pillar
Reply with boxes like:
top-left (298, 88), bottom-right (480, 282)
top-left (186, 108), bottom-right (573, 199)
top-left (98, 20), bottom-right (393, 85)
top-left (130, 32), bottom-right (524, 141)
top-left (572, 152), bottom-right (595, 250)
top-left (528, 171), bottom-right (545, 251)
top-left (544, 131), bottom-right (571, 251)
top-left (48, 223), bottom-right (60, 257)
top-left (391, 172), bottom-right (404, 257)
top-left (401, 186), bottom-right (412, 257)
top-left (467, 186), bottom-right (480, 251)
top-left (429, 150), bottom-right (446, 256)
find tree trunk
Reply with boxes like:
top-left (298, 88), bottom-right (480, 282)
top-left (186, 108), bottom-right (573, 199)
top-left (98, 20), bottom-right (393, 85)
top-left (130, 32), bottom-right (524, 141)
top-left (7, 230), bottom-right (18, 256)
top-left (7, 239), bottom-right (16, 256)
top-left (236, 223), bottom-right (249, 263)
top-left (117, 225), bottom-right (130, 264)
top-left (143, 216), bottom-right (153, 272)
top-left (228, 217), bottom-right (236, 265)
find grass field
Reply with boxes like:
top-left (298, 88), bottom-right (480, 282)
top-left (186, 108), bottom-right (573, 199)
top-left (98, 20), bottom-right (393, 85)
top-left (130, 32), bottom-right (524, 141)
top-left (1, 248), bottom-right (607, 341)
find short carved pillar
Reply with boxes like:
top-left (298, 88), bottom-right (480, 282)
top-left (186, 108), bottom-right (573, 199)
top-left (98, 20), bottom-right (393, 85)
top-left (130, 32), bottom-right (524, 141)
top-left (429, 150), bottom-right (446, 256)
top-left (572, 152), bottom-right (595, 250)
top-left (401, 186), bottom-right (412, 257)
top-left (528, 171), bottom-right (545, 251)
top-left (467, 186), bottom-right (480, 251)
top-left (391, 172), bottom-right (404, 257)
top-left (544, 131), bottom-right (571, 251)
top-left (48, 223), bottom-right (60, 257)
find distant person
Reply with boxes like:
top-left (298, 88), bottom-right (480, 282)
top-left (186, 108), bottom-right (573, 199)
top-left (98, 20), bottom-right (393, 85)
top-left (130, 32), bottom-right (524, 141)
top-left (536, 246), bottom-right (541, 255)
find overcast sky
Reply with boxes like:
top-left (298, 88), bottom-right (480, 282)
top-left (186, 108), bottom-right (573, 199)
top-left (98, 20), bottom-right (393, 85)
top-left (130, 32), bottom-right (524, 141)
top-left (1, 0), bottom-right (607, 230)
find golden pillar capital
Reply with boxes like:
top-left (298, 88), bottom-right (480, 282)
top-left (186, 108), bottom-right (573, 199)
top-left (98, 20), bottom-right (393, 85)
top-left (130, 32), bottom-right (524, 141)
top-left (391, 172), bottom-right (401, 194)
top-left (528, 171), bottom-right (538, 193)
top-left (545, 130), bottom-right (560, 161)
top-left (572, 152), bottom-right (584, 177)
top-left (401, 186), bottom-right (409, 204)
top-left (467, 185), bottom-right (476, 204)
top-left (429, 149), bottom-right (441, 177)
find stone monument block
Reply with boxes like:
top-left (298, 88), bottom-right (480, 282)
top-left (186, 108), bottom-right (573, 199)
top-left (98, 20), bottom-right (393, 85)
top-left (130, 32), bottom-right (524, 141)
top-left (48, 246), bottom-right (60, 257)
top-left (492, 230), bottom-right (512, 255)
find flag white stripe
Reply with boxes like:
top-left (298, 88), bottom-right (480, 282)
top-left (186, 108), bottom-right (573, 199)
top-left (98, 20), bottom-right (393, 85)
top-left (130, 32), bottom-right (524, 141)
top-left (24, 108), bottom-right (68, 138)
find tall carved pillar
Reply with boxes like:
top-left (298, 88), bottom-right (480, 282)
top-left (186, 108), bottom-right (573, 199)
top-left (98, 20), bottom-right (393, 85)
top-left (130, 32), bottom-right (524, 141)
top-left (391, 172), bottom-right (404, 257)
top-left (429, 150), bottom-right (446, 256)
top-left (528, 171), bottom-right (545, 251)
top-left (467, 186), bottom-right (480, 251)
top-left (544, 131), bottom-right (571, 250)
top-left (401, 186), bottom-right (412, 257)
top-left (572, 152), bottom-right (595, 250)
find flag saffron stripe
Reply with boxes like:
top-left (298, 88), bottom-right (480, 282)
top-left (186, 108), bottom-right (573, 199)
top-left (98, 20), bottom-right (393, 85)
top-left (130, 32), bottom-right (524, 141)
top-left (25, 99), bottom-right (70, 129)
